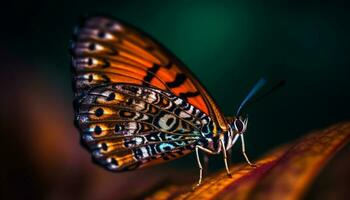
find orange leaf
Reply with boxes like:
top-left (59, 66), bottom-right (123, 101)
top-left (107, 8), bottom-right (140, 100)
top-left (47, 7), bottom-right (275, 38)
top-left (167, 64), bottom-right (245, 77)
top-left (147, 122), bottom-right (350, 200)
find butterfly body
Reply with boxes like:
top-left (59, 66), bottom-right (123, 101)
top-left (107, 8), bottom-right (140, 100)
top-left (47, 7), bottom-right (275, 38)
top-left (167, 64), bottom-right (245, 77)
top-left (71, 16), bottom-right (256, 184)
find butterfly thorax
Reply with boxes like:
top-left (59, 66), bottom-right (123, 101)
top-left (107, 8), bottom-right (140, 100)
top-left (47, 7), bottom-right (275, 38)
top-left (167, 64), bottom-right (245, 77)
top-left (201, 114), bottom-right (248, 153)
top-left (222, 116), bottom-right (249, 151)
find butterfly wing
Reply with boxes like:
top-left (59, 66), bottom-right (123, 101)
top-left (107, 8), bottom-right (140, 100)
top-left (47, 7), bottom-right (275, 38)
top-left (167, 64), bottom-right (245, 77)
top-left (71, 16), bottom-right (228, 132)
top-left (76, 83), bottom-right (213, 170)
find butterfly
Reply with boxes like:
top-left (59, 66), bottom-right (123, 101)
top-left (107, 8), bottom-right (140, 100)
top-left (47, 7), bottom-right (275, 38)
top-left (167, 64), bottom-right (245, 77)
top-left (70, 16), bottom-right (265, 186)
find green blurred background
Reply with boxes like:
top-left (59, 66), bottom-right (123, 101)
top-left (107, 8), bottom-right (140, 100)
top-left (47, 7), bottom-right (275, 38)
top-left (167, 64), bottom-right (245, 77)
top-left (1, 0), bottom-right (349, 199)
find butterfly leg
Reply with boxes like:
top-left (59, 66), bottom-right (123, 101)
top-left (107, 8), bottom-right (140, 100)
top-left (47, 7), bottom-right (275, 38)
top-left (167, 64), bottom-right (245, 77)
top-left (220, 139), bottom-right (232, 178)
top-left (195, 146), bottom-right (203, 187)
top-left (202, 154), bottom-right (209, 178)
top-left (227, 148), bottom-right (232, 164)
top-left (195, 145), bottom-right (217, 188)
top-left (240, 134), bottom-right (257, 167)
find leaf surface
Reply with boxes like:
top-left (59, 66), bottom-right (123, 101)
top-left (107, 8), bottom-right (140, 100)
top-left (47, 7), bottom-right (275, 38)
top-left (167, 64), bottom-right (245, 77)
top-left (147, 122), bottom-right (350, 200)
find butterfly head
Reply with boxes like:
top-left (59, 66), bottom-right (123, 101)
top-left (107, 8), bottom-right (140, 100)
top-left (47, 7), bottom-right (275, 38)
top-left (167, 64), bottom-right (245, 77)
top-left (224, 116), bottom-right (248, 151)
top-left (232, 116), bottom-right (248, 134)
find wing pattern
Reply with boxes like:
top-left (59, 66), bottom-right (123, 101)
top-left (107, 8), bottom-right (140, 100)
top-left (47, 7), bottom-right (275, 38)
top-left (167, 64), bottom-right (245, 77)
top-left (76, 83), bottom-right (214, 170)
top-left (71, 16), bottom-right (211, 114)
top-left (70, 16), bottom-right (227, 171)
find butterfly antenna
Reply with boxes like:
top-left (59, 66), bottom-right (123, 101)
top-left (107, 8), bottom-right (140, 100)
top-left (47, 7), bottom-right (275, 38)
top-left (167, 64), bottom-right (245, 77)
top-left (245, 80), bottom-right (285, 109)
top-left (236, 78), bottom-right (267, 116)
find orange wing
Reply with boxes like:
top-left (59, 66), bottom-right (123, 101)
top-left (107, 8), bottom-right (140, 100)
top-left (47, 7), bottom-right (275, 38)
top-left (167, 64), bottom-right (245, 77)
top-left (71, 16), bottom-right (228, 132)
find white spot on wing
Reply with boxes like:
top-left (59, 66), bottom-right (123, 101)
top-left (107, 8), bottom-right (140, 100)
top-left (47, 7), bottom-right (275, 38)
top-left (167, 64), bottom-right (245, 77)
top-left (128, 122), bottom-right (137, 129)
top-left (94, 43), bottom-right (104, 51)
top-left (147, 92), bottom-right (157, 103)
top-left (135, 137), bottom-right (143, 145)
top-left (179, 111), bottom-right (190, 118)
top-left (139, 146), bottom-right (149, 158)
top-left (140, 114), bottom-right (149, 121)
top-left (113, 23), bottom-right (123, 31)
top-left (175, 98), bottom-right (183, 105)
top-left (104, 32), bottom-right (114, 39)
top-left (158, 114), bottom-right (176, 131)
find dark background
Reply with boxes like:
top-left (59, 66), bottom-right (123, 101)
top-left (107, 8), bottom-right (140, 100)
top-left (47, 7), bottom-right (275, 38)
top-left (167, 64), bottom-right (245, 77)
top-left (1, 1), bottom-right (349, 199)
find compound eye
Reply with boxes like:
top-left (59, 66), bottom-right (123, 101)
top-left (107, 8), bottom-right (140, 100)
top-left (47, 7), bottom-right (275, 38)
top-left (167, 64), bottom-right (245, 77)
top-left (234, 119), bottom-right (244, 133)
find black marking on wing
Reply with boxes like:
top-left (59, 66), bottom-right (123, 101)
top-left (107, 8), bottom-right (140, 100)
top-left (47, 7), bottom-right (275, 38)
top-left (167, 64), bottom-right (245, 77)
top-left (166, 73), bottom-right (186, 88)
top-left (164, 61), bottom-right (172, 69)
top-left (102, 58), bottom-right (111, 68)
top-left (179, 91), bottom-right (200, 99)
top-left (143, 63), bottom-right (161, 86)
